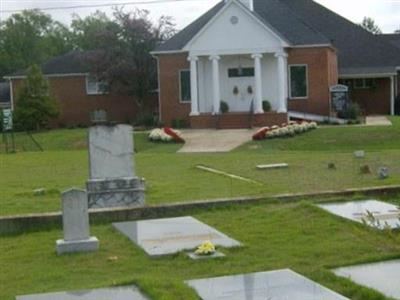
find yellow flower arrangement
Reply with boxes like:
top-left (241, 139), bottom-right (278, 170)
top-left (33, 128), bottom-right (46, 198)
top-left (195, 241), bottom-right (216, 256)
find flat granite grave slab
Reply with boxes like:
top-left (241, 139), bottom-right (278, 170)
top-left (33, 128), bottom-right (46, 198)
top-left (112, 216), bottom-right (241, 256)
top-left (318, 200), bottom-right (400, 229)
top-left (334, 260), bottom-right (400, 299)
top-left (186, 269), bottom-right (349, 300)
top-left (16, 285), bottom-right (149, 300)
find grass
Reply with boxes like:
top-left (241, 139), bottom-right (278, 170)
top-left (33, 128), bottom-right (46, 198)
top-left (1, 201), bottom-right (400, 300)
top-left (1, 119), bottom-right (400, 216)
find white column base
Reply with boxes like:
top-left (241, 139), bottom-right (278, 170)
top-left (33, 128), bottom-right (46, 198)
top-left (189, 112), bottom-right (200, 116)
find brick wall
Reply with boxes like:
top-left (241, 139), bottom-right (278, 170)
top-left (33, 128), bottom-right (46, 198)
top-left (11, 76), bottom-right (157, 127)
top-left (349, 78), bottom-right (391, 115)
top-left (287, 47), bottom-right (338, 116)
top-left (157, 53), bottom-right (191, 127)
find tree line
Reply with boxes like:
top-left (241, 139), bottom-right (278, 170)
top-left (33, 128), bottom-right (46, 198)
top-left (0, 9), bottom-right (175, 130)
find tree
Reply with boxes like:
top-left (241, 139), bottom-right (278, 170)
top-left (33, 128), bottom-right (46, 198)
top-left (14, 65), bottom-right (60, 130)
top-left (71, 11), bottom-right (119, 51)
top-left (360, 17), bottom-right (382, 34)
top-left (88, 9), bottom-right (176, 118)
top-left (0, 10), bottom-right (73, 79)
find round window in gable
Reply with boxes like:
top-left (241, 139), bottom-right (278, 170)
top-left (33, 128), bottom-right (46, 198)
top-left (230, 16), bottom-right (239, 25)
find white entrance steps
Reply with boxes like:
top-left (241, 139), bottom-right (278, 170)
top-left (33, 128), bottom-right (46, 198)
top-left (288, 111), bottom-right (347, 124)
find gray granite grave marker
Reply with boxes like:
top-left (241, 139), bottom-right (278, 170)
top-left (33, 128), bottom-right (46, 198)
top-left (16, 285), bottom-right (149, 300)
top-left (186, 269), bottom-right (349, 299)
top-left (378, 167), bottom-right (389, 179)
top-left (318, 200), bottom-right (400, 229)
top-left (334, 260), bottom-right (400, 299)
top-left (56, 189), bottom-right (99, 255)
top-left (86, 124), bottom-right (145, 208)
top-left (112, 216), bottom-right (241, 256)
top-left (353, 150), bottom-right (365, 158)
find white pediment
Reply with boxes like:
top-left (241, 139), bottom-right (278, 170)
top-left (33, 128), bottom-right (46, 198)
top-left (184, 0), bottom-right (288, 55)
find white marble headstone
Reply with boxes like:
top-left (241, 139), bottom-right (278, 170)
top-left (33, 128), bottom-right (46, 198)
top-left (56, 189), bottom-right (99, 254)
top-left (88, 125), bottom-right (134, 179)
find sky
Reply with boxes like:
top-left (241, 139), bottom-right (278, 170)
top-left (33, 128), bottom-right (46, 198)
top-left (0, 0), bottom-right (399, 33)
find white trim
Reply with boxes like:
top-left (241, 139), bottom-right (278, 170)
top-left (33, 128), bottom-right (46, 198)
top-left (339, 73), bottom-right (396, 79)
top-left (290, 44), bottom-right (334, 49)
top-left (189, 47), bottom-right (283, 57)
top-left (156, 56), bottom-right (162, 122)
top-left (390, 76), bottom-right (395, 116)
top-left (9, 79), bottom-right (14, 110)
top-left (178, 69), bottom-right (191, 103)
top-left (288, 64), bottom-right (308, 100)
top-left (150, 49), bottom-right (186, 55)
top-left (184, 0), bottom-right (290, 52)
top-left (5, 73), bottom-right (88, 80)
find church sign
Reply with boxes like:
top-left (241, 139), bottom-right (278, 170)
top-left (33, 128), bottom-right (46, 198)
top-left (330, 85), bottom-right (349, 114)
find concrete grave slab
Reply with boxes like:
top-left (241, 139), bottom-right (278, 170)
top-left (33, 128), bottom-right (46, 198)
top-left (16, 285), bottom-right (149, 300)
top-left (318, 200), bottom-right (400, 229)
top-left (256, 163), bottom-right (288, 170)
top-left (334, 260), bottom-right (400, 299)
top-left (112, 216), bottom-right (241, 256)
top-left (186, 269), bottom-right (349, 300)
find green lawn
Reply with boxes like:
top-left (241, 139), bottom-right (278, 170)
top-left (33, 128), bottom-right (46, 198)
top-left (1, 118), bottom-right (400, 216)
top-left (1, 201), bottom-right (400, 300)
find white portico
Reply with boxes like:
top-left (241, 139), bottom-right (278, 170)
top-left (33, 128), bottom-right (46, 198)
top-left (184, 0), bottom-right (289, 117)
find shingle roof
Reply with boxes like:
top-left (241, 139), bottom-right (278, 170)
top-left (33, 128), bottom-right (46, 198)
top-left (9, 51), bottom-right (91, 77)
top-left (0, 82), bottom-right (10, 104)
top-left (278, 0), bottom-right (400, 75)
top-left (155, 0), bottom-right (400, 75)
top-left (379, 34), bottom-right (400, 50)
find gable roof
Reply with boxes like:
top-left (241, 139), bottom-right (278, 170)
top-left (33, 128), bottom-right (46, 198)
top-left (7, 51), bottom-right (92, 78)
top-left (0, 82), bottom-right (10, 104)
top-left (379, 34), bottom-right (400, 50)
top-left (154, 0), bottom-right (400, 75)
top-left (278, 0), bottom-right (400, 75)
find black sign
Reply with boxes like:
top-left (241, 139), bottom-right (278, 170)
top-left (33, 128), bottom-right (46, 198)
top-left (330, 85), bottom-right (349, 113)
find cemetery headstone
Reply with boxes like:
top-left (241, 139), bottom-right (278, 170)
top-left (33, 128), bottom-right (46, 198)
top-left (354, 150), bottom-right (365, 158)
top-left (86, 124), bottom-right (145, 208)
top-left (16, 285), bottom-right (150, 300)
top-left (378, 167), bottom-right (389, 180)
top-left (330, 85), bottom-right (349, 116)
top-left (112, 216), bottom-right (241, 256)
top-left (56, 189), bottom-right (99, 255)
top-left (186, 269), bottom-right (349, 300)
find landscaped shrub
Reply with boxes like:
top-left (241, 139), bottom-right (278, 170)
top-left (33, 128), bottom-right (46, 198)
top-left (135, 114), bottom-right (156, 127)
top-left (252, 121), bottom-right (317, 140)
top-left (0, 109), bottom-right (3, 132)
top-left (171, 118), bottom-right (186, 129)
top-left (149, 127), bottom-right (185, 143)
top-left (220, 101), bottom-right (229, 113)
top-left (262, 100), bottom-right (271, 112)
top-left (338, 102), bottom-right (361, 120)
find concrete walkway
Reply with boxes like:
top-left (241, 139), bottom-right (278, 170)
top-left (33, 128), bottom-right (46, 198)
top-left (365, 116), bottom-right (392, 126)
top-left (178, 129), bottom-right (254, 153)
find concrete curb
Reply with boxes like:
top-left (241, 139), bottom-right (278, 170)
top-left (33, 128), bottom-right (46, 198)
top-left (1, 185), bottom-right (400, 235)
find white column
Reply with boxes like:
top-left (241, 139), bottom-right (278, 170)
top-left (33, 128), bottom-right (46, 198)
top-left (252, 53), bottom-right (264, 114)
top-left (275, 51), bottom-right (288, 113)
top-left (188, 56), bottom-right (199, 116)
top-left (209, 55), bottom-right (221, 115)
top-left (390, 75), bottom-right (395, 116)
